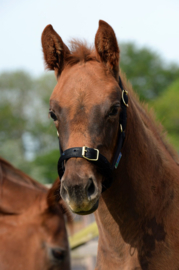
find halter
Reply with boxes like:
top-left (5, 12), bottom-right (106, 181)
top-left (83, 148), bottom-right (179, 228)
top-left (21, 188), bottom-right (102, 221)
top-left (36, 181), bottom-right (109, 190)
top-left (57, 76), bottom-right (128, 192)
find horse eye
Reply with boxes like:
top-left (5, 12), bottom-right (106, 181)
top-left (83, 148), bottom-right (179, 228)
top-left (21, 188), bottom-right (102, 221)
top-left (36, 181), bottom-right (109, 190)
top-left (108, 106), bottom-right (119, 117)
top-left (49, 111), bottom-right (57, 121)
top-left (51, 249), bottom-right (66, 261)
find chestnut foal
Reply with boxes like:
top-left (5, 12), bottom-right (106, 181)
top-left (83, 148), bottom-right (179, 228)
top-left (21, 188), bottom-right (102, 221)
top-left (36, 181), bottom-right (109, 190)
top-left (0, 157), bottom-right (71, 270)
top-left (41, 20), bottom-right (179, 270)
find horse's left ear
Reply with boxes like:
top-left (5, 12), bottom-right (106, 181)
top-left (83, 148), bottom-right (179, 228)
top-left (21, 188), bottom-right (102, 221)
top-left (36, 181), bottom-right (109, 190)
top-left (95, 20), bottom-right (120, 80)
top-left (41, 25), bottom-right (70, 77)
top-left (46, 178), bottom-right (61, 212)
top-left (47, 179), bottom-right (73, 225)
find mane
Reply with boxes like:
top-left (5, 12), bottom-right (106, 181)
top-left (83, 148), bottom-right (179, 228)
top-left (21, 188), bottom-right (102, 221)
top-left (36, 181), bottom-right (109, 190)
top-left (120, 71), bottom-right (179, 164)
top-left (65, 40), bottom-right (97, 67)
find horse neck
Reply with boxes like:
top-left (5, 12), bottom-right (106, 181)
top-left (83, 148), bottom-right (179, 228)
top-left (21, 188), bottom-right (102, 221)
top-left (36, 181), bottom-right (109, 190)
top-left (120, 95), bottom-right (178, 217)
top-left (94, 199), bottom-right (141, 269)
top-left (98, 92), bottom-right (179, 249)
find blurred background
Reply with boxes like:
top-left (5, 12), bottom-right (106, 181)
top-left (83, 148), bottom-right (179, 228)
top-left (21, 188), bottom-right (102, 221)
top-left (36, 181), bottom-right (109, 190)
top-left (0, 1), bottom-right (179, 269)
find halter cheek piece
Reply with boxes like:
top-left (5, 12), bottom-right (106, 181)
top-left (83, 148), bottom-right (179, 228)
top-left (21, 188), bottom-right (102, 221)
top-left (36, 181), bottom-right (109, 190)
top-left (57, 76), bottom-right (128, 193)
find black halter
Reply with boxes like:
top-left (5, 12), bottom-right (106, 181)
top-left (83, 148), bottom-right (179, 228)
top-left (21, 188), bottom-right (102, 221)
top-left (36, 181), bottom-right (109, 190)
top-left (57, 76), bottom-right (128, 192)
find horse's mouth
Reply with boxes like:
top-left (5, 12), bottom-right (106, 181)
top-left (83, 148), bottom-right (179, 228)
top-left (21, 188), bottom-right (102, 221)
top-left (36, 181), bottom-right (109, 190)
top-left (70, 200), bottom-right (99, 215)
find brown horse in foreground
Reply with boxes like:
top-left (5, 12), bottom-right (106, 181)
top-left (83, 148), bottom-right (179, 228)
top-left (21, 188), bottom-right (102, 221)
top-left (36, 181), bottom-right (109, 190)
top-left (42, 20), bottom-right (179, 269)
top-left (0, 157), bottom-right (71, 270)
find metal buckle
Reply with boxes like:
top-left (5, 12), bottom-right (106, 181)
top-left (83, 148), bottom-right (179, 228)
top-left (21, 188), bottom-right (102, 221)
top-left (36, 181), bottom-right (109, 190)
top-left (122, 90), bottom-right (129, 107)
top-left (82, 146), bottom-right (99, 161)
top-left (120, 124), bottom-right (123, 132)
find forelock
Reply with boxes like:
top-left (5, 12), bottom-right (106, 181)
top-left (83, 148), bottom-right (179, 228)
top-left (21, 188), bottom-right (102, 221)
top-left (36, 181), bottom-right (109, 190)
top-left (65, 39), bottom-right (98, 67)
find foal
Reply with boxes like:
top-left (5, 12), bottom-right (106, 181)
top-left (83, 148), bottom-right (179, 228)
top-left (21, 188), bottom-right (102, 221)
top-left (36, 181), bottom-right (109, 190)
top-left (0, 157), bottom-right (71, 270)
top-left (41, 20), bottom-right (179, 269)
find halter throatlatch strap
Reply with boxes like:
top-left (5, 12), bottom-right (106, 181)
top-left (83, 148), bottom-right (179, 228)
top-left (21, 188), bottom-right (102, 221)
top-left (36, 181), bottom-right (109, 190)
top-left (57, 75), bottom-right (128, 193)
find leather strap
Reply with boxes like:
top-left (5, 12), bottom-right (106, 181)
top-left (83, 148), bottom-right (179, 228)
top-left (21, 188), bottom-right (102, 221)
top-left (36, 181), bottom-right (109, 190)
top-left (58, 147), bottom-right (112, 178)
top-left (59, 147), bottom-right (111, 168)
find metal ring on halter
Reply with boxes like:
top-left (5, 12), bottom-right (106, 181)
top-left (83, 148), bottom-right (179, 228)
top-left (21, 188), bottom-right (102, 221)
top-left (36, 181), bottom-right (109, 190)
top-left (57, 131), bottom-right (59, 137)
top-left (122, 90), bottom-right (129, 107)
top-left (120, 124), bottom-right (123, 132)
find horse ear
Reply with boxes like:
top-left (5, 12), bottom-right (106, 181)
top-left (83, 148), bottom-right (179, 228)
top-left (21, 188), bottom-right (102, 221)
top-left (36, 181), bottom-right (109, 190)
top-left (47, 178), bottom-right (73, 226)
top-left (95, 20), bottom-right (120, 80)
top-left (46, 178), bottom-right (61, 211)
top-left (41, 25), bottom-right (70, 77)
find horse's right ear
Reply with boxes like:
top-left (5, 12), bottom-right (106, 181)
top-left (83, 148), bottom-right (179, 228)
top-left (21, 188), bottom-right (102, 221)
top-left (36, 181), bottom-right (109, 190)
top-left (95, 20), bottom-right (120, 80)
top-left (41, 25), bottom-right (70, 77)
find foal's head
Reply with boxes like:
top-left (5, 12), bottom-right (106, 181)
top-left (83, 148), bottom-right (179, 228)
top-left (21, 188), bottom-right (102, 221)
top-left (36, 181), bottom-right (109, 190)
top-left (0, 179), bottom-right (72, 270)
top-left (42, 20), bottom-right (122, 214)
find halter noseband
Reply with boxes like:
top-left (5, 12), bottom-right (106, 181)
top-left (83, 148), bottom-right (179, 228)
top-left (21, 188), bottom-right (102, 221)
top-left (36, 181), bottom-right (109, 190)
top-left (57, 76), bottom-right (128, 192)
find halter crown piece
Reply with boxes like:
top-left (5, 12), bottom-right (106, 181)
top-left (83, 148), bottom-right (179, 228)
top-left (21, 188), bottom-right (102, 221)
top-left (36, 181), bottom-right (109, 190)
top-left (57, 76), bottom-right (128, 192)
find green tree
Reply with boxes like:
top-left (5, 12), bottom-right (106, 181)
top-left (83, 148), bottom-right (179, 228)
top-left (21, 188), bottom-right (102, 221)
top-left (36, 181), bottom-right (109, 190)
top-left (120, 42), bottom-right (179, 101)
top-left (150, 79), bottom-right (179, 152)
top-left (28, 149), bottom-right (59, 184)
top-left (0, 71), bottom-right (58, 181)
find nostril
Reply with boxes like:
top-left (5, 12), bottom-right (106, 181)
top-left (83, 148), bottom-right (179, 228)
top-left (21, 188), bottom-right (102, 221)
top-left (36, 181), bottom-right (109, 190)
top-left (87, 178), bottom-right (96, 201)
top-left (51, 248), bottom-right (66, 262)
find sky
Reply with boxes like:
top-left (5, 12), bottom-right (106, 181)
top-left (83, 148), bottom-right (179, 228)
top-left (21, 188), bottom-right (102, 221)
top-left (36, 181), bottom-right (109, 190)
top-left (0, 0), bottom-right (179, 77)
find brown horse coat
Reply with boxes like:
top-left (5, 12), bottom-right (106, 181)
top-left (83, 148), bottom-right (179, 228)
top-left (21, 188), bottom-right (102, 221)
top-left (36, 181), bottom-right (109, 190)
top-left (0, 157), bottom-right (47, 214)
top-left (41, 20), bottom-right (179, 270)
top-left (0, 157), bottom-right (71, 270)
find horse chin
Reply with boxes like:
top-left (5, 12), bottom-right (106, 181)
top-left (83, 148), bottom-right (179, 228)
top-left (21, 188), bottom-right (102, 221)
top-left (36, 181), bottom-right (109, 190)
top-left (70, 200), bottom-right (99, 216)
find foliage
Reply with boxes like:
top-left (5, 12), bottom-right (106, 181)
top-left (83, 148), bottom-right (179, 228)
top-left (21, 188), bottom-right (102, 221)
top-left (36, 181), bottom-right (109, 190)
top-left (149, 79), bottom-right (179, 151)
top-left (120, 42), bottom-right (179, 101)
top-left (0, 71), bottom-right (58, 182)
top-left (18, 149), bottom-right (59, 184)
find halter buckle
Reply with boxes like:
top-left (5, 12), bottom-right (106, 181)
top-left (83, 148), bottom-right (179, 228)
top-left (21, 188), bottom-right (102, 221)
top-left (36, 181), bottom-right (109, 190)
top-left (82, 146), bottom-right (99, 161)
top-left (122, 90), bottom-right (129, 107)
